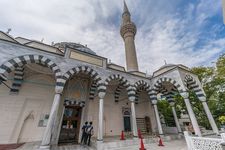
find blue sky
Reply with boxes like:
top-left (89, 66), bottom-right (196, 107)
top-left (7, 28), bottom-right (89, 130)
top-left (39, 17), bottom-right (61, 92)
top-left (0, 0), bottom-right (225, 74)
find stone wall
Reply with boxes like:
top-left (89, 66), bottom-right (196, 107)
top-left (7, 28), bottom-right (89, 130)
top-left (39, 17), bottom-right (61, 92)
top-left (0, 73), bottom-right (55, 144)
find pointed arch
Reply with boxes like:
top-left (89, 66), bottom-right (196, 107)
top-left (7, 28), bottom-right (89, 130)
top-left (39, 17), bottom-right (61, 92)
top-left (0, 55), bottom-right (63, 90)
top-left (104, 74), bottom-right (131, 102)
top-left (150, 77), bottom-right (184, 103)
top-left (62, 66), bottom-right (101, 84)
top-left (105, 74), bottom-right (129, 86)
top-left (154, 77), bottom-right (183, 93)
top-left (62, 66), bottom-right (102, 101)
top-left (134, 80), bottom-right (151, 103)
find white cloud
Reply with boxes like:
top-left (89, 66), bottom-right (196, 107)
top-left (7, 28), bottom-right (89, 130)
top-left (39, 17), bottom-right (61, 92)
top-left (0, 0), bottom-right (224, 75)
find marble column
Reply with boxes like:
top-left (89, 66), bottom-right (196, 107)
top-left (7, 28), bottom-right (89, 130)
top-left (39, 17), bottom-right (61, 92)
top-left (97, 85), bottom-right (106, 142)
top-left (199, 97), bottom-right (219, 135)
top-left (40, 88), bottom-right (63, 149)
top-left (180, 92), bottom-right (201, 137)
top-left (169, 102), bottom-right (182, 134)
top-left (152, 100), bottom-right (163, 135)
top-left (130, 98), bottom-right (138, 137)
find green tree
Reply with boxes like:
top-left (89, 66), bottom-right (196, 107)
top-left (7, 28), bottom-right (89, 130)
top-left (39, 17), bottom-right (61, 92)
top-left (157, 99), bottom-right (175, 127)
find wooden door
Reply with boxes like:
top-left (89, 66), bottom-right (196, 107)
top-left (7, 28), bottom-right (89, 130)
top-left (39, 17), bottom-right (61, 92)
top-left (59, 106), bottom-right (82, 144)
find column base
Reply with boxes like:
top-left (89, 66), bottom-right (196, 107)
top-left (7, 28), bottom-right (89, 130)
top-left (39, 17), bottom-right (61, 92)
top-left (38, 145), bottom-right (50, 150)
top-left (177, 133), bottom-right (183, 139)
top-left (96, 140), bottom-right (104, 150)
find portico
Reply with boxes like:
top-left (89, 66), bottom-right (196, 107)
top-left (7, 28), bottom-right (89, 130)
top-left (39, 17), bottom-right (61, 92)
top-left (0, 1), bottom-right (219, 150)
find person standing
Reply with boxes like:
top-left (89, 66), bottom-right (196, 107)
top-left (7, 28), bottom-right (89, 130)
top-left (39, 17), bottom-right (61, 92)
top-left (85, 122), bottom-right (94, 146)
top-left (80, 121), bottom-right (88, 145)
top-left (188, 123), bottom-right (195, 135)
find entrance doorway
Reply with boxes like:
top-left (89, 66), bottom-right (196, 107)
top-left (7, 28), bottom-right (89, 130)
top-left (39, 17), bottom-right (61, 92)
top-left (123, 110), bottom-right (131, 132)
top-left (58, 106), bottom-right (82, 144)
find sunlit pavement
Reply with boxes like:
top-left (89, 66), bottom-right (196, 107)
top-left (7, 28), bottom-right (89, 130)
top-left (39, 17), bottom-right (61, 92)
top-left (16, 139), bottom-right (187, 150)
top-left (113, 139), bottom-right (187, 150)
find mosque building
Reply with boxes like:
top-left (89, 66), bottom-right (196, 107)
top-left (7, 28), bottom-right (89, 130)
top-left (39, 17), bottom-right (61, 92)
top-left (0, 1), bottom-right (219, 149)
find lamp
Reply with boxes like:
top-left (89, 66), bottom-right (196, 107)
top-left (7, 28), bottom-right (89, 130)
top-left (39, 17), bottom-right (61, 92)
top-left (0, 74), bottom-right (11, 89)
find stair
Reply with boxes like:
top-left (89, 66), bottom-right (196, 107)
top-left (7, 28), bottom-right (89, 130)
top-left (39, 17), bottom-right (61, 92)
top-left (136, 118), bottom-right (147, 134)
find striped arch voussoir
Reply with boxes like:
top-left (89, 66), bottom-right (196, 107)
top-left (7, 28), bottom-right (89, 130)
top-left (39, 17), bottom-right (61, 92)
top-left (62, 66), bottom-right (101, 85)
top-left (184, 74), bottom-right (205, 98)
top-left (105, 74), bottom-right (130, 102)
top-left (149, 88), bottom-right (157, 101)
top-left (134, 80), bottom-right (151, 91)
top-left (154, 77), bottom-right (183, 93)
top-left (0, 55), bottom-right (63, 89)
top-left (134, 80), bottom-right (151, 102)
top-left (105, 74), bottom-right (129, 87)
top-left (89, 81), bottom-right (97, 100)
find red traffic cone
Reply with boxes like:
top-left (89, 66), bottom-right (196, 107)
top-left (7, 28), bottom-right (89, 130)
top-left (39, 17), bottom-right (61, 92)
top-left (120, 131), bottom-right (125, 140)
top-left (139, 138), bottom-right (146, 150)
top-left (138, 129), bottom-right (143, 139)
top-left (158, 136), bottom-right (164, 146)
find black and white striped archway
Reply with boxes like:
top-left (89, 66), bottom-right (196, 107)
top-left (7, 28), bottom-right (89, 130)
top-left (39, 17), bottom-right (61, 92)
top-left (154, 77), bottom-right (183, 93)
top-left (61, 66), bottom-right (102, 101)
top-left (184, 74), bottom-right (205, 98)
top-left (0, 55), bottom-right (64, 91)
top-left (134, 80), bottom-right (151, 103)
top-left (104, 74), bottom-right (132, 102)
top-left (150, 77), bottom-right (184, 102)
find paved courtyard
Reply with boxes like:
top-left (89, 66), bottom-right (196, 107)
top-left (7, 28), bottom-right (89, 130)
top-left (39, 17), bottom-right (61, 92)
top-left (16, 139), bottom-right (187, 150)
top-left (113, 139), bottom-right (187, 150)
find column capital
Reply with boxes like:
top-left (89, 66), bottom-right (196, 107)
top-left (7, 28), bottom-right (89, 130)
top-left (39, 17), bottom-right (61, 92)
top-left (97, 83), bottom-right (106, 99)
top-left (128, 96), bottom-right (135, 102)
top-left (199, 96), bottom-right (206, 102)
top-left (55, 86), bottom-right (64, 94)
top-left (169, 101), bottom-right (175, 107)
top-left (180, 91), bottom-right (189, 99)
top-left (98, 92), bottom-right (106, 99)
top-left (151, 100), bottom-right (158, 105)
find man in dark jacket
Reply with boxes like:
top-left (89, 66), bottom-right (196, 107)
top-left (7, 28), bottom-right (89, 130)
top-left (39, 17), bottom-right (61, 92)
top-left (80, 121), bottom-right (88, 144)
top-left (85, 122), bottom-right (94, 146)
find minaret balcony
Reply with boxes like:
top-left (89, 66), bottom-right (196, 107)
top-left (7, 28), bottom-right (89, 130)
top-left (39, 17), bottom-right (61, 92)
top-left (120, 22), bottom-right (137, 37)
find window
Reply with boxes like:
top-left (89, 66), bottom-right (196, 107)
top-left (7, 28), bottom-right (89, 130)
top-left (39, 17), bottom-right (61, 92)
top-left (38, 114), bottom-right (49, 127)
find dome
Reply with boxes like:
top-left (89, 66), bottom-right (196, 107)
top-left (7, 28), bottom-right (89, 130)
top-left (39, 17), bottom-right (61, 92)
top-left (54, 42), bottom-right (96, 55)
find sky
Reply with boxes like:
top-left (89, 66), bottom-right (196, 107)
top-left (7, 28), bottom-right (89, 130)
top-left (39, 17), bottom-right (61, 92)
top-left (0, 0), bottom-right (225, 74)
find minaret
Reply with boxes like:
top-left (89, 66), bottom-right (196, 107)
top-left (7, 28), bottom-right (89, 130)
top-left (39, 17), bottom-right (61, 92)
top-left (120, 0), bottom-right (139, 72)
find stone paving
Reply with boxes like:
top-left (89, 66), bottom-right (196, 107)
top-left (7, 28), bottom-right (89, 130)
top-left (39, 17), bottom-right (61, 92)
top-left (16, 139), bottom-right (187, 150)
top-left (113, 139), bottom-right (187, 150)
